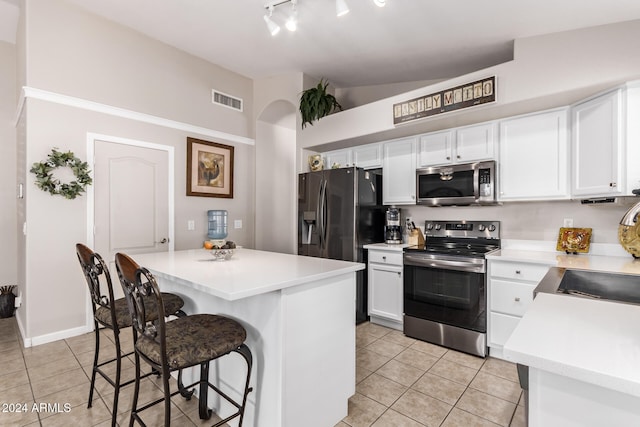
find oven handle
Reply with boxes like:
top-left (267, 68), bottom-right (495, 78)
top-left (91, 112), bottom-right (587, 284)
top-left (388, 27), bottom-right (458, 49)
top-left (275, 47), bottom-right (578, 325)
top-left (403, 254), bottom-right (486, 273)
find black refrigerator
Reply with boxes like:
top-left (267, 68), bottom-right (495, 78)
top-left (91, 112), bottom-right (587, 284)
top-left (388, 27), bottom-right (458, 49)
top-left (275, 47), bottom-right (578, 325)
top-left (298, 167), bottom-right (385, 323)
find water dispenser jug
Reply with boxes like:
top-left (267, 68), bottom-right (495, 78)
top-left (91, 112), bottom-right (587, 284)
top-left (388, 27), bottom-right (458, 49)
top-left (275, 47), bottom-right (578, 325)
top-left (207, 210), bottom-right (228, 240)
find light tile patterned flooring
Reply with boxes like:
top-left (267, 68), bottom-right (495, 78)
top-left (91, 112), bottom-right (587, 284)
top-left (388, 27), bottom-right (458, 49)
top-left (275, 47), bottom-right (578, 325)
top-left (341, 322), bottom-right (526, 427)
top-left (0, 315), bottom-right (525, 427)
top-left (0, 316), bottom-right (229, 427)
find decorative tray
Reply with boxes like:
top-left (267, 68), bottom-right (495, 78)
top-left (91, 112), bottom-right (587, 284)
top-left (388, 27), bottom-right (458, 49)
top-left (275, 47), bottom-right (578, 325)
top-left (556, 227), bottom-right (592, 254)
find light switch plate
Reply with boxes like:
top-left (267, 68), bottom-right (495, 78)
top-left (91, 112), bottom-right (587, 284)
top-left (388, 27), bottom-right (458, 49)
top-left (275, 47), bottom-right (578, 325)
top-left (187, 220), bottom-right (195, 231)
top-left (234, 219), bottom-right (242, 229)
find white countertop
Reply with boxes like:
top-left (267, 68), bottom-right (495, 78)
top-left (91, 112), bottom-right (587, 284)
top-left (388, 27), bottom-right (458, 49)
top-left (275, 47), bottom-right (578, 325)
top-left (487, 248), bottom-right (640, 275)
top-left (503, 292), bottom-right (640, 397)
top-left (132, 249), bottom-right (364, 301)
top-left (364, 242), bottom-right (410, 251)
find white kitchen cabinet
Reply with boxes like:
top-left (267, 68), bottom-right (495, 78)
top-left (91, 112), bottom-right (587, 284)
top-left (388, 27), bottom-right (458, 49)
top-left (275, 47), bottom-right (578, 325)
top-left (454, 122), bottom-right (496, 163)
top-left (499, 108), bottom-right (569, 201)
top-left (368, 248), bottom-right (404, 330)
top-left (418, 122), bottom-right (495, 167)
top-left (323, 149), bottom-right (352, 169)
top-left (383, 137), bottom-right (417, 205)
top-left (352, 143), bottom-right (382, 169)
top-left (418, 130), bottom-right (454, 166)
top-left (571, 83), bottom-right (640, 197)
top-left (488, 259), bottom-right (552, 360)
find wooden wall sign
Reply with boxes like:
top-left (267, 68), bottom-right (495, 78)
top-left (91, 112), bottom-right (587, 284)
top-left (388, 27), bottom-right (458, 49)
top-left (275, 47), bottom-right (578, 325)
top-left (393, 76), bottom-right (496, 125)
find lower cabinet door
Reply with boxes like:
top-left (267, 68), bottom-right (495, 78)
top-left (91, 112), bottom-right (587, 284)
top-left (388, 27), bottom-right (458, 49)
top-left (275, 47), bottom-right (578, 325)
top-left (489, 312), bottom-right (521, 348)
top-left (368, 263), bottom-right (403, 322)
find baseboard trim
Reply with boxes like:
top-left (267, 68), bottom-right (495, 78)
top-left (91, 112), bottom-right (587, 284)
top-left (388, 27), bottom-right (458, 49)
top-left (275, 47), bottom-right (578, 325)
top-left (25, 323), bottom-right (93, 348)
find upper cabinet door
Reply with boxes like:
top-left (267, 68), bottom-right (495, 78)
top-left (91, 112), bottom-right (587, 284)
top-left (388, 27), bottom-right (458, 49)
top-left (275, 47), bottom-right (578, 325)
top-left (418, 130), bottom-right (453, 167)
top-left (571, 89), bottom-right (622, 197)
top-left (382, 137), bottom-right (417, 205)
top-left (352, 143), bottom-right (383, 169)
top-left (498, 108), bottom-right (569, 201)
top-left (324, 149), bottom-right (352, 169)
top-left (455, 122), bottom-right (496, 163)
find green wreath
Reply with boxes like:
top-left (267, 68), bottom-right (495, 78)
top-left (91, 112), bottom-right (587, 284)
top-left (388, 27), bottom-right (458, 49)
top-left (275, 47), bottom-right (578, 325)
top-left (30, 148), bottom-right (92, 199)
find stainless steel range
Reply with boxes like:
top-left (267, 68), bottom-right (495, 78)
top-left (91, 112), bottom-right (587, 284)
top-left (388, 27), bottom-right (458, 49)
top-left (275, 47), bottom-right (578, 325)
top-left (403, 220), bottom-right (500, 357)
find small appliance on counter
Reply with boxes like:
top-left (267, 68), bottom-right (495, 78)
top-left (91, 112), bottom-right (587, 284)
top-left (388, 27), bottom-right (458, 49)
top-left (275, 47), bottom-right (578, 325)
top-left (385, 206), bottom-right (402, 244)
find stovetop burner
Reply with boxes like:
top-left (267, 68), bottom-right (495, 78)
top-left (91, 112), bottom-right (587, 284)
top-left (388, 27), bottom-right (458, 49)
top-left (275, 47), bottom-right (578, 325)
top-left (405, 220), bottom-right (501, 258)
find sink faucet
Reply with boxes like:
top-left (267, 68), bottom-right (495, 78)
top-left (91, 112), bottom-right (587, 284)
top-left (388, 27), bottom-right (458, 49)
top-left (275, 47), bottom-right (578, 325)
top-left (619, 200), bottom-right (640, 258)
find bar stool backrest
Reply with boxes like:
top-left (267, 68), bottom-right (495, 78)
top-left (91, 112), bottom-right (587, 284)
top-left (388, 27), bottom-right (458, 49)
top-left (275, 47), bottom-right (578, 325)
top-left (76, 243), bottom-right (118, 329)
top-left (115, 253), bottom-right (168, 361)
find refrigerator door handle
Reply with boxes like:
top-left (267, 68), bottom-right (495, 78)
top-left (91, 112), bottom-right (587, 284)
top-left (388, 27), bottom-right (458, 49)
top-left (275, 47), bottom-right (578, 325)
top-left (320, 179), bottom-right (327, 250)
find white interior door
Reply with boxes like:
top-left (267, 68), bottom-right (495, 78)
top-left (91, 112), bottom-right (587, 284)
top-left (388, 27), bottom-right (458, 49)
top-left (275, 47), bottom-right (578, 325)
top-left (93, 138), bottom-right (173, 296)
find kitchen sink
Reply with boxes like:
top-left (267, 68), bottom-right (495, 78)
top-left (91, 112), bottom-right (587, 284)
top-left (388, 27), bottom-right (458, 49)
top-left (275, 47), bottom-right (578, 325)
top-left (535, 267), bottom-right (640, 305)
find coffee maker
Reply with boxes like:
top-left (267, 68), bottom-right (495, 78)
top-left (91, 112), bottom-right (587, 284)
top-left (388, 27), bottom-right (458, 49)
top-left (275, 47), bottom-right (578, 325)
top-left (385, 206), bottom-right (402, 244)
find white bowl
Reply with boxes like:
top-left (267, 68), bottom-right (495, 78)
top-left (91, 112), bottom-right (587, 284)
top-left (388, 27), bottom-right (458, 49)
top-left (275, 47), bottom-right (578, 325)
top-left (210, 248), bottom-right (234, 261)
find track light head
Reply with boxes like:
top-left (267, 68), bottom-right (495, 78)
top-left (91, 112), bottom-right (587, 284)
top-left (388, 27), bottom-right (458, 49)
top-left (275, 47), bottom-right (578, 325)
top-left (336, 0), bottom-right (349, 17)
top-left (286, 0), bottom-right (298, 31)
top-left (264, 5), bottom-right (281, 36)
top-left (373, 0), bottom-right (386, 7)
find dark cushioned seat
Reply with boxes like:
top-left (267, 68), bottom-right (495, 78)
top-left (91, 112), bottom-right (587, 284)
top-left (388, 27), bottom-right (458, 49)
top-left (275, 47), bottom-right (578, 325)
top-left (136, 314), bottom-right (247, 369)
top-left (94, 293), bottom-right (184, 328)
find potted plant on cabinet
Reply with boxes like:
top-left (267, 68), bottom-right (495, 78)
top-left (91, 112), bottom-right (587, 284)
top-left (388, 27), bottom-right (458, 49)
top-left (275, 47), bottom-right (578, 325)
top-left (0, 285), bottom-right (16, 318)
top-left (299, 78), bottom-right (342, 129)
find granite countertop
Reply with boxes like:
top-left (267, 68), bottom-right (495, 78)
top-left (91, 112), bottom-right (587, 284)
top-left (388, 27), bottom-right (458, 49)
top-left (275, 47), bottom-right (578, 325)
top-left (132, 249), bottom-right (364, 301)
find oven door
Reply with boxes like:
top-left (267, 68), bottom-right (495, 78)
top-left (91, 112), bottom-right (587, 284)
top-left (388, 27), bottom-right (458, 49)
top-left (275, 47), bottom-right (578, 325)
top-left (403, 253), bottom-right (486, 333)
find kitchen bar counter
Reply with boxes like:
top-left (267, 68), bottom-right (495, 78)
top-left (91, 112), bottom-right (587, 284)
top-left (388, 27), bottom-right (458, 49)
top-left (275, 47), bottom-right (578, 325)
top-left (132, 248), bottom-right (364, 427)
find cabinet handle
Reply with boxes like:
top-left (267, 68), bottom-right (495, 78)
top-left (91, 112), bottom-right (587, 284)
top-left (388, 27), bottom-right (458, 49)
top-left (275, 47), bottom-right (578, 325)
top-left (446, 156), bottom-right (451, 160)
top-left (515, 270), bottom-right (521, 274)
top-left (515, 297), bottom-right (521, 302)
top-left (397, 272), bottom-right (401, 277)
top-left (457, 155), bottom-right (461, 159)
top-left (382, 256), bottom-right (386, 261)
top-left (610, 182), bottom-right (617, 187)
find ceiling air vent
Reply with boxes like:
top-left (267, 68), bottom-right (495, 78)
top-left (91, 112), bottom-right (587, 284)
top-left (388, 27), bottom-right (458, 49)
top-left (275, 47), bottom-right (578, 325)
top-left (212, 89), bottom-right (243, 112)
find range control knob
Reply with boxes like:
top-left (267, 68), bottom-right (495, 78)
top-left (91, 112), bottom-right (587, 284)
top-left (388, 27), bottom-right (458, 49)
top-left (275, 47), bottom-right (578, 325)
top-left (478, 224), bottom-right (486, 232)
top-left (434, 224), bottom-right (442, 230)
top-left (426, 223), bottom-right (434, 230)
top-left (488, 224), bottom-right (496, 232)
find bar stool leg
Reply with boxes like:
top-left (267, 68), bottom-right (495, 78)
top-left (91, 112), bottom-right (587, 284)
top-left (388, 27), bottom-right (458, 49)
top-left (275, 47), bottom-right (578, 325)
top-left (199, 362), bottom-right (213, 420)
top-left (129, 353), bottom-right (142, 427)
top-left (88, 322), bottom-right (100, 408)
top-left (177, 369), bottom-right (195, 399)
top-left (235, 344), bottom-right (254, 427)
top-left (111, 329), bottom-right (123, 427)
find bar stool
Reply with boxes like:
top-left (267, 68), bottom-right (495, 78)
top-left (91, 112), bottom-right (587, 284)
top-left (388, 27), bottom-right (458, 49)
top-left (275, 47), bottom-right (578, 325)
top-left (114, 252), bottom-right (253, 427)
top-left (75, 244), bottom-right (186, 427)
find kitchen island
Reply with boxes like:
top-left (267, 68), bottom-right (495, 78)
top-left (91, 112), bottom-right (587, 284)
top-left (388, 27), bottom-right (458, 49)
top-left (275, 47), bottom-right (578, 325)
top-left (132, 248), bottom-right (364, 427)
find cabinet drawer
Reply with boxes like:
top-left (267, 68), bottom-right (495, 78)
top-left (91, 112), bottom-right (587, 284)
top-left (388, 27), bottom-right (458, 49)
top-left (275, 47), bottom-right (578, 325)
top-left (489, 312), bottom-right (521, 348)
top-left (490, 261), bottom-right (550, 282)
top-left (490, 279), bottom-right (535, 317)
top-left (369, 251), bottom-right (403, 266)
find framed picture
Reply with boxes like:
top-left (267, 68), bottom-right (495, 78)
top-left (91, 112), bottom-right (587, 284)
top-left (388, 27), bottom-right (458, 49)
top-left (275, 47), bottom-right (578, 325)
top-left (186, 137), bottom-right (234, 198)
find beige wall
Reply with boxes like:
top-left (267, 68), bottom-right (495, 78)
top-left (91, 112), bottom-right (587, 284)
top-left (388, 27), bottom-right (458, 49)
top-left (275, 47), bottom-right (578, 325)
top-left (0, 41), bottom-right (17, 287)
top-left (17, 0), bottom-right (256, 342)
top-left (299, 19), bottom-right (640, 150)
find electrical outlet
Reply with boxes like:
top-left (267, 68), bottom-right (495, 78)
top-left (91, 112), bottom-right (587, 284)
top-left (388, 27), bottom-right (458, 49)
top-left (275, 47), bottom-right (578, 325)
top-left (187, 220), bottom-right (195, 231)
top-left (563, 218), bottom-right (574, 228)
top-left (234, 219), bottom-right (243, 229)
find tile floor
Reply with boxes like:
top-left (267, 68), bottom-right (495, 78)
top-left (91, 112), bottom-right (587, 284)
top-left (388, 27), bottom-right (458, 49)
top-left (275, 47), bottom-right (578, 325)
top-left (341, 322), bottom-right (526, 427)
top-left (0, 316), bottom-right (525, 427)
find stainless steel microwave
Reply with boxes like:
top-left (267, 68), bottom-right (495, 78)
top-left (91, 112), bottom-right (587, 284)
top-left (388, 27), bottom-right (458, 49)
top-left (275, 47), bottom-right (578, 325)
top-left (416, 160), bottom-right (497, 206)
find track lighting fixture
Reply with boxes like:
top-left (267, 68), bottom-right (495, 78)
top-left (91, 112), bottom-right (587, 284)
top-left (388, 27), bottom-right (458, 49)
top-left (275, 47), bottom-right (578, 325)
top-left (264, 0), bottom-right (386, 35)
top-left (264, 5), bottom-right (281, 36)
top-left (336, 0), bottom-right (349, 17)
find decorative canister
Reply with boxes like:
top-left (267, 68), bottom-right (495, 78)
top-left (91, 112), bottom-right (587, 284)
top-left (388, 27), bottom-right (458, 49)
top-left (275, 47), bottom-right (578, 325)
top-left (308, 154), bottom-right (323, 172)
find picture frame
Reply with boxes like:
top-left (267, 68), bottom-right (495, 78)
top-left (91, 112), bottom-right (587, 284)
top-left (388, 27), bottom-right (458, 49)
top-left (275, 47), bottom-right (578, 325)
top-left (186, 137), bottom-right (234, 198)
